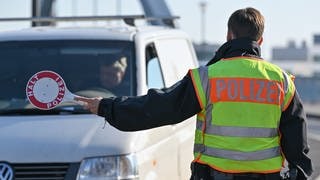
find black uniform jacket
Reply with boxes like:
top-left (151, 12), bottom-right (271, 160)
top-left (98, 38), bottom-right (313, 178)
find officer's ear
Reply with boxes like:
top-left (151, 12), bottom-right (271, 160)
top-left (257, 37), bottom-right (263, 45)
top-left (227, 29), bottom-right (234, 41)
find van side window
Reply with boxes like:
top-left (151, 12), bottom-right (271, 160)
top-left (154, 38), bottom-right (196, 86)
top-left (146, 43), bottom-right (165, 89)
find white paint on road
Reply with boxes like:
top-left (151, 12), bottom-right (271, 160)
top-left (308, 133), bottom-right (320, 141)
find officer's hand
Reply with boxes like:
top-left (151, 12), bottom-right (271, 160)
top-left (75, 96), bottom-right (103, 114)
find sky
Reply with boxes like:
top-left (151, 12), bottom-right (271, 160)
top-left (1, 0), bottom-right (320, 59)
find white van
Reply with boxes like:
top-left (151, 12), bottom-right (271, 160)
top-left (0, 17), bottom-right (198, 180)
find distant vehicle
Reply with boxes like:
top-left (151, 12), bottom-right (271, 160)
top-left (193, 42), bottom-right (220, 63)
top-left (0, 16), bottom-right (198, 180)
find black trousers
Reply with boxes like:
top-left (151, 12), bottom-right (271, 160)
top-left (190, 162), bottom-right (281, 180)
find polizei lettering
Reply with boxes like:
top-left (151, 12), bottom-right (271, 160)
top-left (211, 78), bottom-right (282, 105)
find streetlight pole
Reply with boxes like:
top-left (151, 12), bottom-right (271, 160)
top-left (116, 0), bottom-right (122, 15)
top-left (199, 1), bottom-right (207, 44)
top-left (93, 0), bottom-right (98, 16)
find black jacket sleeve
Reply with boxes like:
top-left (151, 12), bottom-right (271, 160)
top-left (279, 90), bottom-right (313, 178)
top-left (97, 73), bottom-right (202, 131)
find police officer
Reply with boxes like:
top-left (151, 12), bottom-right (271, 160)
top-left (76, 7), bottom-right (313, 180)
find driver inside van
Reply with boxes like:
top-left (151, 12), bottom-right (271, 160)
top-left (99, 55), bottom-right (128, 94)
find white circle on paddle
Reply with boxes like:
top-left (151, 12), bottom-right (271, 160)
top-left (32, 77), bottom-right (60, 103)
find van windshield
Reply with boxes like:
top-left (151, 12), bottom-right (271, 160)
top-left (0, 40), bottom-right (135, 114)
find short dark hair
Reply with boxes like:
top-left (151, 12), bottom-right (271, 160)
top-left (228, 7), bottom-right (264, 41)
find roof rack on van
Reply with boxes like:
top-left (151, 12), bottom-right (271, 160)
top-left (0, 15), bottom-right (180, 27)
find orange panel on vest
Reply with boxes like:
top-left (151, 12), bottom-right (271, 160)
top-left (210, 78), bottom-right (283, 105)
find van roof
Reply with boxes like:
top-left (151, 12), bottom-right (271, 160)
top-left (0, 25), bottom-right (174, 42)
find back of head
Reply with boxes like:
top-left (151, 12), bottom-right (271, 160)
top-left (228, 7), bottom-right (264, 41)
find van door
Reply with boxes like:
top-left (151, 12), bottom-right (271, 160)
top-left (154, 38), bottom-right (197, 179)
top-left (134, 43), bottom-right (180, 179)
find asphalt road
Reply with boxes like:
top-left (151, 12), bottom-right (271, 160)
top-left (307, 118), bottom-right (320, 180)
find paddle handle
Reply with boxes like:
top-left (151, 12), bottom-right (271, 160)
top-left (64, 90), bottom-right (86, 106)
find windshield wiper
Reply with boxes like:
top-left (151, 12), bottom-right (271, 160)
top-left (0, 106), bottom-right (89, 115)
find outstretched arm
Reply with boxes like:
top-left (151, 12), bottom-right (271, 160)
top-left (76, 74), bottom-right (202, 131)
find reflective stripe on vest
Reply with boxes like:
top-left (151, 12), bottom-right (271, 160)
top-left (189, 57), bottom-right (295, 173)
top-left (194, 144), bottom-right (280, 161)
top-left (189, 66), bottom-right (208, 109)
top-left (196, 121), bottom-right (278, 138)
top-left (282, 71), bottom-right (296, 111)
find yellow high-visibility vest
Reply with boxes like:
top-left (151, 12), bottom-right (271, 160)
top-left (189, 57), bottom-right (295, 173)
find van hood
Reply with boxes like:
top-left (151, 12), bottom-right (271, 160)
top-left (0, 114), bottom-right (142, 163)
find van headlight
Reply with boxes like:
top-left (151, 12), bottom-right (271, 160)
top-left (76, 154), bottom-right (138, 180)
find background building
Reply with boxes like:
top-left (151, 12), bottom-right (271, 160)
top-left (272, 40), bottom-right (308, 61)
top-left (310, 34), bottom-right (320, 63)
top-left (271, 40), bottom-right (314, 76)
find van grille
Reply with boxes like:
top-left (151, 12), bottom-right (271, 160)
top-left (13, 163), bottom-right (70, 180)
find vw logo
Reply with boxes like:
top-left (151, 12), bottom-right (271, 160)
top-left (0, 163), bottom-right (13, 180)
